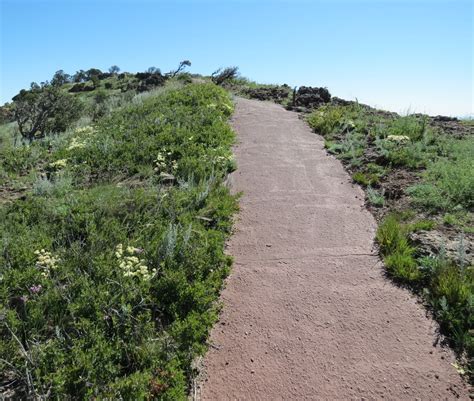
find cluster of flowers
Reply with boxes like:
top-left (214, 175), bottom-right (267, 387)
top-left (29, 284), bottom-right (42, 294)
top-left (115, 244), bottom-right (156, 280)
top-left (206, 147), bottom-right (234, 168)
top-left (48, 159), bottom-right (68, 171)
top-left (34, 249), bottom-right (60, 277)
top-left (153, 150), bottom-right (178, 174)
top-left (207, 101), bottom-right (233, 113)
top-left (154, 153), bottom-right (167, 171)
top-left (68, 137), bottom-right (86, 150)
top-left (68, 126), bottom-right (95, 151)
top-left (215, 154), bottom-right (234, 166)
top-left (386, 135), bottom-right (410, 143)
top-left (75, 126), bottom-right (95, 135)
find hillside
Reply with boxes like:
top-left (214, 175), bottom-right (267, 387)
top-left (0, 70), bottom-right (238, 398)
top-left (0, 67), bottom-right (472, 399)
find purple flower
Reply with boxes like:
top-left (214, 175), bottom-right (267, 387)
top-left (29, 284), bottom-right (43, 294)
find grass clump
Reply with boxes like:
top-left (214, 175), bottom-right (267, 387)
top-left (352, 171), bottom-right (379, 186)
top-left (376, 215), bottom-right (419, 281)
top-left (386, 114), bottom-right (428, 142)
top-left (407, 219), bottom-right (437, 232)
top-left (307, 105), bottom-right (349, 137)
top-left (0, 83), bottom-right (238, 399)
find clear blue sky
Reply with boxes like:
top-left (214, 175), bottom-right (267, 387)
top-left (1, 0), bottom-right (472, 116)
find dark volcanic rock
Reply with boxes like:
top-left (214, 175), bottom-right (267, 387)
top-left (433, 115), bottom-right (458, 122)
top-left (331, 97), bottom-right (354, 107)
top-left (294, 86), bottom-right (331, 108)
top-left (242, 85), bottom-right (291, 104)
top-left (69, 83), bottom-right (95, 93)
top-left (136, 72), bottom-right (167, 92)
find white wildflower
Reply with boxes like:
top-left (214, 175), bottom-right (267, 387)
top-left (386, 135), bottom-right (410, 143)
top-left (115, 243), bottom-right (154, 280)
top-left (34, 249), bottom-right (60, 275)
top-left (49, 159), bottom-right (68, 170)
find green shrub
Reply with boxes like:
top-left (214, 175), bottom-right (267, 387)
top-left (12, 84), bottom-right (83, 141)
top-left (309, 99), bottom-right (473, 367)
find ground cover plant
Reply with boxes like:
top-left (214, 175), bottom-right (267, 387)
top-left (0, 82), bottom-right (238, 399)
top-left (307, 102), bottom-right (473, 379)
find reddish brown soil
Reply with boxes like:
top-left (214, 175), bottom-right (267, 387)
top-left (197, 99), bottom-right (469, 400)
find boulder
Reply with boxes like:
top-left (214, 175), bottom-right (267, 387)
top-left (294, 86), bottom-right (331, 108)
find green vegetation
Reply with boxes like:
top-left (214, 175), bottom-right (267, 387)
top-left (352, 171), bottom-right (378, 186)
top-left (307, 105), bottom-right (352, 137)
top-left (376, 215), bottom-right (420, 281)
top-left (307, 103), bottom-right (459, 169)
top-left (407, 137), bottom-right (474, 211)
top-left (443, 211), bottom-right (474, 234)
top-left (366, 186), bottom-right (385, 207)
top-left (307, 103), bottom-right (473, 218)
top-left (12, 83), bottom-right (82, 141)
top-left (352, 164), bottom-right (386, 187)
top-left (0, 83), bottom-right (238, 399)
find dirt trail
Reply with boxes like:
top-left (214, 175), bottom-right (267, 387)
top-left (198, 98), bottom-right (468, 400)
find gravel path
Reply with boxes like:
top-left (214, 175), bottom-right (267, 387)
top-left (198, 98), bottom-right (468, 400)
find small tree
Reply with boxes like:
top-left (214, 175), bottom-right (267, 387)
top-left (85, 68), bottom-right (102, 81)
top-left (167, 60), bottom-right (191, 78)
top-left (0, 103), bottom-right (14, 124)
top-left (211, 66), bottom-right (239, 86)
top-left (12, 83), bottom-right (82, 141)
top-left (109, 65), bottom-right (120, 74)
top-left (51, 70), bottom-right (71, 86)
top-left (73, 70), bottom-right (87, 83)
top-left (147, 66), bottom-right (161, 74)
